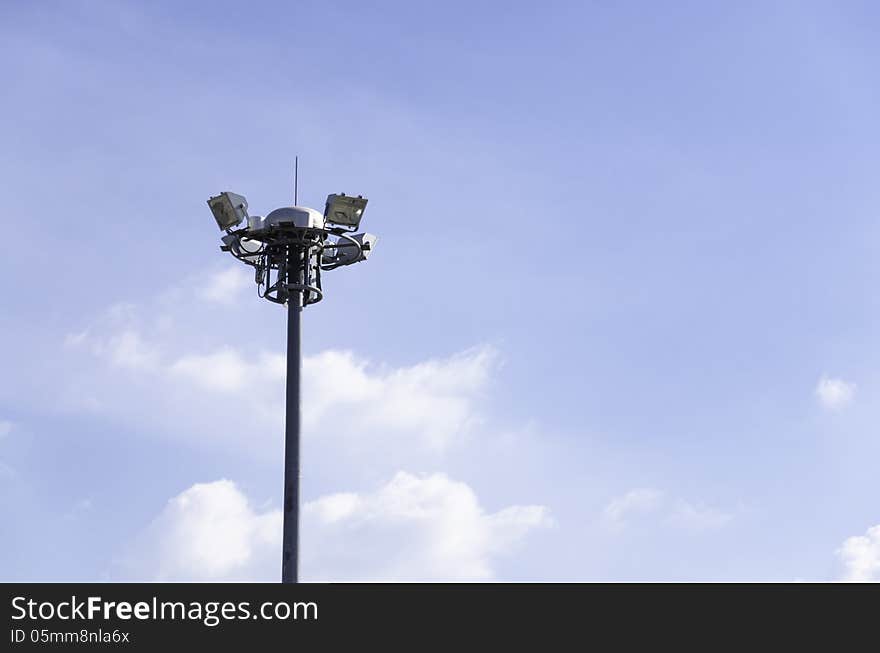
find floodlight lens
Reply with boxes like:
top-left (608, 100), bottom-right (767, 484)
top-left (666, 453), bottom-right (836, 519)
top-left (324, 193), bottom-right (368, 228)
top-left (208, 192), bottom-right (249, 230)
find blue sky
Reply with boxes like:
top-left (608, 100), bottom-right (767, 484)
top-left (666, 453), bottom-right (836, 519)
top-left (2, 0), bottom-right (880, 581)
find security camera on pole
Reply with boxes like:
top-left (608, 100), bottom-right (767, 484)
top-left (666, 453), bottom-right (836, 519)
top-left (207, 178), bottom-right (377, 584)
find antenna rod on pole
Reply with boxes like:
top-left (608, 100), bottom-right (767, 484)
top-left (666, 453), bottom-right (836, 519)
top-left (294, 156), bottom-right (298, 205)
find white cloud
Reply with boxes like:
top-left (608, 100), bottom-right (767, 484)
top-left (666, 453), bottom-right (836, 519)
top-left (65, 280), bottom-right (550, 582)
top-left (815, 376), bottom-right (856, 410)
top-left (64, 305), bottom-right (160, 372)
top-left (124, 473), bottom-right (550, 582)
top-left (124, 480), bottom-right (281, 582)
top-left (163, 343), bottom-right (495, 454)
top-left (106, 330), bottom-right (160, 371)
top-left (64, 298), bottom-right (497, 458)
top-left (838, 524), bottom-right (880, 581)
top-left (169, 348), bottom-right (285, 393)
top-left (304, 471), bottom-right (550, 581)
top-left (603, 488), bottom-right (663, 524)
top-left (303, 347), bottom-right (495, 451)
top-left (199, 266), bottom-right (251, 305)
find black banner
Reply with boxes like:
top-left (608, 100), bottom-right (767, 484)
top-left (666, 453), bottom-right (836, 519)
top-left (2, 583), bottom-right (877, 647)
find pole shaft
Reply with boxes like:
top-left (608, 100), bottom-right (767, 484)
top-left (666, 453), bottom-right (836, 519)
top-left (281, 249), bottom-right (303, 583)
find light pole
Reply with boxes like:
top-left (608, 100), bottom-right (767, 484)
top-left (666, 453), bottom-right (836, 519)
top-left (207, 188), bottom-right (377, 583)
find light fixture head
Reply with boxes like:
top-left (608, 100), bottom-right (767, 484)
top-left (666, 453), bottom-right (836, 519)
top-left (221, 233), bottom-right (263, 263)
top-left (332, 232), bottom-right (378, 266)
top-left (208, 192), bottom-right (249, 230)
top-left (324, 193), bottom-right (367, 229)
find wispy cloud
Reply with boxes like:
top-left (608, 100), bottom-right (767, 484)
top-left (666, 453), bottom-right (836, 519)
top-left (603, 488), bottom-right (732, 532)
top-left (815, 376), bottom-right (856, 410)
top-left (199, 267), bottom-right (251, 305)
top-left (603, 488), bottom-right (664, 524)
top-left (63, 498), bottom-right (95, 522)
top-left (669, 500), bottom-right (733, 531)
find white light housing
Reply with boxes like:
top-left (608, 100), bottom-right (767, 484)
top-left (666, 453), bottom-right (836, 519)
top-left (324, 193), bottom-right (367, 229)
top-left (208, 192), bottom-right (249, 230)
top-left (222, 233), bottom-right (262, 263)
top-left (333, 232), bottom-right (378, 265)
top-left (264, 206), bottom-right (325, 229)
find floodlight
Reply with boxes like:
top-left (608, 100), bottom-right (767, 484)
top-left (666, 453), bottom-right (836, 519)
top-left (324, 193), bottom-right (367, 229)
top-left (208, 192), bottom-right (249, 230)
top-left (222, 233), bottom-right (263, 263)
top-left (332, 232), bottom-right (378, 266)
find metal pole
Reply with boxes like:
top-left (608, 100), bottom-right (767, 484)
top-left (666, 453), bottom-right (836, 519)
top-left (281, 248), bottom-right (303, 583)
